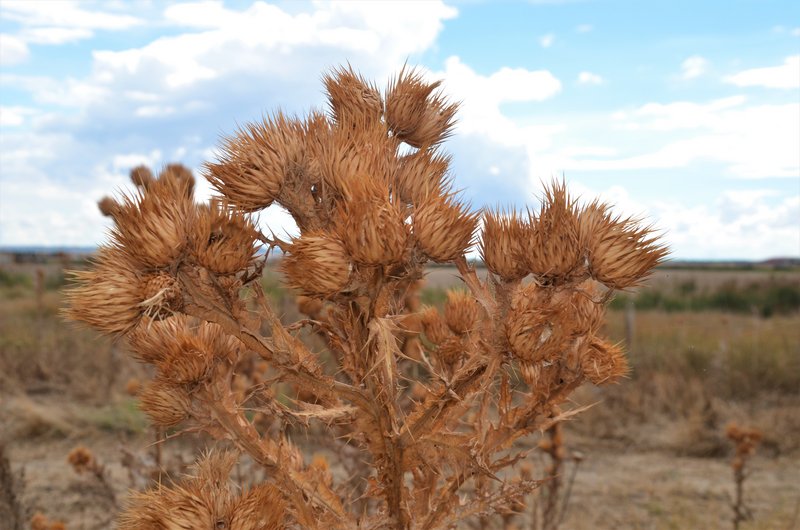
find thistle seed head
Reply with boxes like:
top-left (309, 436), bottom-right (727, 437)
top-left (436, 335), bottom-right (465, 366)
top-left (413, 193), bottom-right (478, 262)
top-left (138, 378), bottom-right (193, 428)
top-left (420, 305), bottom-right (450, 345)
top-left (392, 149), bottom-right (451, 205)
top-left (480, 209), bottom-right (529, 281)
top-left (386, 66), bottom-right (458, 148)
top-left (443, 290), bottom-right (480, 335)
top-left (579, 337), bottom-right (629, 385)
top-left (281, 232), bottom-right (352, 297)
top-left (338, 197), bottom-right (408, 266)
top-left (505, 283), bottom-right (572, 363)
top-left (111, 176), bottom-right (194, 269)
top-left (524, 181), bottom-right (583, 284)
top-left (204, 112), bottom-right (305, 211)
top-left (324, 65), bottom-right (383, 129)
top-left (190, 200), bottom-right (260, 275)
top-left (63, 247), bottom-right (144, 336)
top-left (579, 202), bottom-right (669, 289)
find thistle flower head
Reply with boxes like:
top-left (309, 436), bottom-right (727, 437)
top-left (413, 193), bottom-right (478, 262)
top-left (579, 201), bottom-right (669, 289)
top-left (110, 171), bottom-right (194, 269)
top-left (63, 247), bottom-right (145, 336)
top-left (128, 315), bottom-right (238, 384)
top-left (393, 149), bottom-right (451, 205)
top-left (525, 181), bottom-right (583, 284)
top-left (204, 113), bottom-right (305, 211)
top-left (505, 283), bottom-right (572, 363)
top-left (324, 65), bottom-right (383, 129)
top-left (579, 337), bottom-right (629, 385)
top-left (443, 289), bottom-right (480, 335)
top-left (480, 208), bottom-right (529, 281)
top-left (420, 305), bottom-right (450, 345)
top-left (138, 377), bottom-right (193, 428)
top-left (281, 232), bottom-right (352, 297)
top-left (118, 452), bottom-right (285, 530)
top-left (385, 66), bottom-right (458, 148)
top-left (190, 200), bottom-right (260, 275)
top-left (337, 195), bottom-right (408, 266)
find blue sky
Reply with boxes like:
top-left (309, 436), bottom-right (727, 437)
top-left (0, 0), bottom-right (798, 260)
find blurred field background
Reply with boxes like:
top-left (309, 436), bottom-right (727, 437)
top-left (1, 252), bottom-right (799, 529)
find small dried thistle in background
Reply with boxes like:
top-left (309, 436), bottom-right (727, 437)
top-left (65, 64), bottom-right (667, 529)
top-left (726, 422), bottom-right (762, 530)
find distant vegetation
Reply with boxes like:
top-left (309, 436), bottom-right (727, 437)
top-left (609, 278), bottom-right (800, 317)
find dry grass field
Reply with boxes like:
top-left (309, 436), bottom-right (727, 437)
top-left (1, 260), bottom-right (799, 528)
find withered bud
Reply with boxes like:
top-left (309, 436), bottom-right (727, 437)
top-left (281, 232), bottom-right (352, 297)
top-left (436, 336), bottom-right (465, 366)
top-left (505, 283), bottom-right (572, 364)
top-left (414, 194), bottom-right (478, 262)
top-left (204, 113), bottom-right (305, 211)
top-left (130, 165), bottom-right (154, 189)
top-left (525, 182), bottom-right (584, 284)
top-left (579, 201), bottom-right (669, 289)
top-left (125, 377), bottom-right (141, 396)
top-left (338, 197), bottom-right (408, 266)
top-left (393, 149), bottom-right (451, 205)
top-left (386, 67), bottom-right (458, 148)
top-left (67, 446), bottom-right (94, 474)
top-left (480, 209), bottom-right (529, 281)
top-left (297, 295), bottom-right (325, 317)
top-left (63, 247), bottom-right (144, 336)
top-left (190, 201), bottom-right (260, 275)
top-left (157, 163), bottom-right (195, 199)
top-left (443, 290), bottom-right (480, 335)
top-left (97, 196), bottom-right (120, 218)
top-left (138, 378), bottom-right (193, 428)
top-left (324, 65), bottom-right (383, 128)
top-left (579, 336), bottom-right (629, 385)
top-left (420, 306), bottom-right (450, 345)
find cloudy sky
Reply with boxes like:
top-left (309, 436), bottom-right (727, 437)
top-left (1, 0), bottom-right (798, 260)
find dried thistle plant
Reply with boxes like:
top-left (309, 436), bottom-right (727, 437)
top-left (726, 423), bottom-right (762, 530)
top-left (65, 65), bottom-right (667, 529)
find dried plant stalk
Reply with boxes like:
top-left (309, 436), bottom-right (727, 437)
top-left (65, 64), bottom-right (667, 529)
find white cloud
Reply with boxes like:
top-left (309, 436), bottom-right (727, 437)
top-left (576, 24), bottom-right (592, 33)
top-left (724, 55), bottom-right (800, 89)
top-left (578, 71), bottom-right (603, 85)
top-left (589, 96), bottom-right (799, 178)
top-left (681, 55), bottom-right (708, 79)
top-left (539, 33), bottom-right (555, 48)
top-left (0, 106), bottom-right (39, 126)
top-left (19, 27), bottom-right (94, 45)
top-left (0, 33), bottom-right (29, 65)
top-left (437, 56), bottom-right (562, 146)
top-left (0, 1), bottom-right (142, 31)
top-left (792, 27), bottom-right (800, 37)
top-left (568, 183), bottom-right (800, 260)
top-left (0, 1), bottom-right (459, 248)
